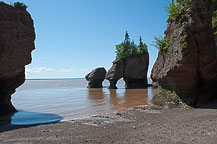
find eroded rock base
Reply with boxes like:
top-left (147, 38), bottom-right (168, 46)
top-left (0, 69), bottom-right (25, 116)
top-left (124, 78), bottom-right (148, 89)
top-left (108, 81), bottom-right (118, 89)
top-left (87, 82), bottom-right (103, 88)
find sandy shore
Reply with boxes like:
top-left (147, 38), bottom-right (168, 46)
top-left (0, 105), bottom-right (217, 144)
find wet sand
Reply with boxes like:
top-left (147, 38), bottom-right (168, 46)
top-left (1, 105), bottom-right (217, 144)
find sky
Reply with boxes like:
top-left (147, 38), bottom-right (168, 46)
top-left (4, 0), bottom-right (171, 79)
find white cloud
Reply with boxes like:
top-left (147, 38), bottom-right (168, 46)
top-left (26, 67), bottom-right (55, 74)
top-left (26, 67), bottom-right (75, 74)
top-left (58, 69), bottom-right (75, 73)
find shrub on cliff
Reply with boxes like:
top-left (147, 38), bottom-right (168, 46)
top-left (165, 0), bottom-right (192, 24)
top-left (152, 35), bottom-right (169, 55)
top-left (13, 2), bottom-right (28, 10)
top-left (0, 1), bottom-right (27, 10)
top-left (115, 31), bottom-right (148, 59)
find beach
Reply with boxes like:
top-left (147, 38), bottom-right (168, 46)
top-left (1, 105), bottom-right (217, 144)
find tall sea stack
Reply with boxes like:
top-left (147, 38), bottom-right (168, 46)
top-left (0, 3), bottom-right (35, 115)
top-left (106, 52), bottom-right (149, 89)
top-left (151, 0), bottom-right (217, 106)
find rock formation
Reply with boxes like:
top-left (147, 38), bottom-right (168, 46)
top-left (0, 3), bottom-right (35, 115)
top-left (85, 67), bottom-right (107, 88)
top-left (106, 52), bottom-right (149, 89)
top-left (151, 0), bottom-right (217, 106)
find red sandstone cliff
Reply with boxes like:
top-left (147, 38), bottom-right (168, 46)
top-left (151, 0), bottom-right (217, 106)
top-left (0, 3), bottom-right (35, 115)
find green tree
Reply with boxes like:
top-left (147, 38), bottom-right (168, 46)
top-left (131, 40), bottom-right (137, 56)
top-left (137, 36), bottom-right (148, 55)
top-left (115, 31), bottom-right (131, 59)
top-left (115, 31), bottom-right (132, 59)
top-left (115, 32), bottom-right (148, 59)
top-left (124, 31), bottom-right (130, 42)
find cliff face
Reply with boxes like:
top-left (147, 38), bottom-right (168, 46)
top-left (0, 3), bottom-right (35, 115)
top-left (106, 52), bottom-right (149, 89)
top-left (151, 0), bottom-right (217, 105)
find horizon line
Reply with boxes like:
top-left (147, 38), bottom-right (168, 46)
top-left (26, 77), bottom-right (152, 80)
top-left (26, 78), bottom-right (85, 80)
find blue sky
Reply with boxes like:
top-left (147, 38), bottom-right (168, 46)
top-left (5, 0), bottom-right (171, 78)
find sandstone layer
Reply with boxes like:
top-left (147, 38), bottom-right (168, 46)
top-left (0, 3), bottom-right (35, 115)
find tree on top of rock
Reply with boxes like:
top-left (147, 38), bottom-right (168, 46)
top-left (115, 32), bottom-right (148, 59)
top-left (137, 36), bottom-right (148, 56)
top-left (124, 31), bottom-right (130, 42)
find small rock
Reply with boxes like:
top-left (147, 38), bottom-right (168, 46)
top-left (41, 130), bottom-right (50, 132)
top-left (116, 112), bottom-right (122, 116)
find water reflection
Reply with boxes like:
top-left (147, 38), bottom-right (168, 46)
top-left (88, 88), bottom-right (105, 100)
top-left (147, 87), bottom-right (155, 104)
top-left (109, 89), bottom-right (119, 109)
top-left (123, 89), bottom-right (149, 108)
top-left (108, 89), bottom-right (149, 111)
top-left (87, 88), bottom-right (151, 113)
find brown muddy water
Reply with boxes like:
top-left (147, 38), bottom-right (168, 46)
top-left (9, 79), bottom-right (154, 125)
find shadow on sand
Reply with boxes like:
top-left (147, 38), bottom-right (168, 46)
top-left (0, 111), bottom-right (63, 133)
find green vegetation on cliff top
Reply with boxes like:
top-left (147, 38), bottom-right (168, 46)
top-left (165, 0), bottom-right (217, 41)
top-left (165, 0), bottom-right (192, 24)
top-left (152, 0), bottom-right (217, 55)
top-left (0, 1), bottom-right (28, 10)
top-left (115, 31), bottom-right (148, 59)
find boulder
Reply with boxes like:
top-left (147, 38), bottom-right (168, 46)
top-left (0, 3), bottom-right (35, 115)
top-left (85, 67), bottom-right (107, 88)
top-left (151, 0), bottom-right (217, 106)
top-left (106, 52), bottom-right (149, 89)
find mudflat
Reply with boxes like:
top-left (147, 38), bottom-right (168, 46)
top-left (1, 106), bottom-right (217, 144)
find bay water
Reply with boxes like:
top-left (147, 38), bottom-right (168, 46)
top-left (10, 78), bottom-right (154, 125)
